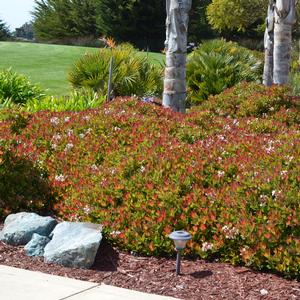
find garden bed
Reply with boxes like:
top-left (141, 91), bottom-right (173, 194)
top-left (0, 234), bottom-right (299, 300)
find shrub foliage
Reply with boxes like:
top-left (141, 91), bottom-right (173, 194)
top-left (68, 44), bottom-right (163, 98)
top-left (0, 69), bottom-right (45, 105)
top-left (0, 83), bottom-right (299, 279)
top-left (186, 40), bottom-right (262, 104)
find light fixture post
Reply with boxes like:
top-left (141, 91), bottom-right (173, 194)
top-left (169, 230), bottom-right (191, 276)
top-left (176, 250), bottom-right (181, 275)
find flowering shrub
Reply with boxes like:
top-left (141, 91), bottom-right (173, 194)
top-left (0, 93), bottom-right (299, 279)
top-left (196, 82), bottom-right (300, 121)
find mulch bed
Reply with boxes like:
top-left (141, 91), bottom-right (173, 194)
top-left (0, 224), bottom-right (299, 300)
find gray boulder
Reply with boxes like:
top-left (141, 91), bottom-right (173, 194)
top-left (0, 212), bottom-right (57, 245)
top-left (44, 222), bottom-right (102, 269)
top-left (24, 233), bottom-right (50, 257)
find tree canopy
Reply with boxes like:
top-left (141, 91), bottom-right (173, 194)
top-left (32, 0), bottom-right (216, 50)
top-left (96, 0), bottom-right (165, 50)
top-left (0, 19), bottom-right (11, 40)
top-left (207, 0), bottom-right (267, 33)
top-left (33, 0), bottom-right (99, 41)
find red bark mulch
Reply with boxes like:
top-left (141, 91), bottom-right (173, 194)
top-left (0, 226), bottom-right (299, 300)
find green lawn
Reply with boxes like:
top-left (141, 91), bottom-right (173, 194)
top-left (0, 42), bottom-right (164, 96)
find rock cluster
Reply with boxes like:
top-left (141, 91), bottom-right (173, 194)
top-left (0, 212), bottom-right (102, 269)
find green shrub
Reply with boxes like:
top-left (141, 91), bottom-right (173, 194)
top-left (194, 82), bottom-right (300, 120)
top-left (25, 88), bottom-right (105, 112)
top-left (68, 44), bottom-right (163, 98)
top-left (1, 97), bottom-right (299, 279)
top-left (289, 71), bottom-right (300, 96)
top-left (186, 39), bottom-right (262, 104)
top-left (0, 69), bottom-right (45, 105)
top-left (0, 138), bottom-right (55, 220)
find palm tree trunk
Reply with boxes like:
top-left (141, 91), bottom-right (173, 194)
top-left (163, 0), bottom-right (192, 113)
top-left (263, 1), bottom-right (275, 86)
top-left (273, 0), bottom-right (296, 85)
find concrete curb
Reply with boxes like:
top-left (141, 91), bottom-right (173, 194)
top-left (0, 265), bottom-right (177, 300)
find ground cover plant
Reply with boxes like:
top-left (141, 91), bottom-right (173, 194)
top-left (0, 82), bottom-right (299, 279)
top-left (0, 42), bottom-right (164, 96)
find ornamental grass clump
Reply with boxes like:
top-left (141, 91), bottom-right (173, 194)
top-left (0, 90), bottom-right (299, 279)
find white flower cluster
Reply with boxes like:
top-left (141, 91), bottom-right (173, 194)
top-left (217, 170), bottom-right (225, 178)
top-left (202, 242), bottom-right (213, 252)
top-left (52, 133), bottom-right (62, 141)
top-left (66, 129), bottom-right (73, 137)
top-left (64, 143), bottom-right (74, 151)
top-left (222, 225), bottom-right (239, 239)
top-left (55, 174), bottom-right (66, 182)
top-left (90, 164), bottom-right (98, 171)
top-left (50, 117), bottom-right (59, 125)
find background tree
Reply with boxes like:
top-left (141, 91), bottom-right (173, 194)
top-left (33, 0), bottom-right (99, 42)
top-left (207, 0), bottom-right (267, 32)
top-left (96, 0), bottom-right (165, 51)
top-left (188, 0), bottom-right (217, 43)
top-left (0, 19), bottom-right (11, 40)
top-left (14, 22), bottom-right (34, 40)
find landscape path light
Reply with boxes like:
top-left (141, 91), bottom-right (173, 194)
top-left (169, 230), bottom-right (191, 275)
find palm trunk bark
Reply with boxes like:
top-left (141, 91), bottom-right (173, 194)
top-left (163, 0), bottom-right (192, 113)
top-left (263, 1), bottom-right (275, 86)
top-left (273, 0), bottom-right (296, 85)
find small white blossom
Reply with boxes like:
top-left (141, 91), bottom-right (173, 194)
top-left (66, 129), bottom-right (73, 137)
top-left (64, 143), bottom-right (74, 151)
top-left (52, 133), bottom-right (62, 141)
top-left (104, 109), bottom-right (111, 115)
top-left (50, 117), bottom-right (59, 125)
top-left (260, 289), bottom-right (268, 296)
top-left (202, 242), bottom-right (213, 252)
top-left (83, 115), bottom-right (90, 120)
top-left (55, 174), bottom-right (65, 182)
top-left (222, 225), bottom-right (239, 239)
top-left (90, 164), bottom-right (98, 171)
top-left (79, 133), bottom-right (85, 139)
top-left (64, 117), bottom-right (70, 122)
top-left (83, 206), bottom-right (91, 214)
top-left (51, 143), bottom-right (57, 149)
top-left (233, 119), bottom-right (239, 126)
top-left (217, 170), bottom-right (225, 178)
top-left (140, 166), bottom-right (146, 173)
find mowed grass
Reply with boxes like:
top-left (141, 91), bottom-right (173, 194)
top-left (0, 42), bottom-right (164, 96)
